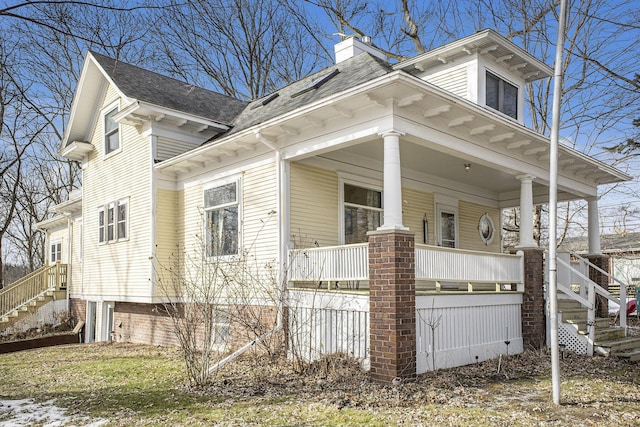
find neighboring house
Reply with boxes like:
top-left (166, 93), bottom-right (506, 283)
top-left (561, 232), bottom-right (640, 308)
top-left (30, 30), bottom-right (630, 381)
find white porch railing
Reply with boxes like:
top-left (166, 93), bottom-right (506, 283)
top-left (288, 243), bottom-right (525, 290)
top-left (415, 244), bottom-right (524, 290)
top-left (288, 243), bottom-right (368, 282)
top-left (555, 252), bottom-right (627, 355)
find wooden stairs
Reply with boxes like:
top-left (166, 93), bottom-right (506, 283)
top-left (0, 264), bottom-right (68, 333)
top-left (0, 289), bottom-right (67, 330)
top-left (559, 299), bottom-right (640, 361)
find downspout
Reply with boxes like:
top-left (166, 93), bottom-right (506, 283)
top-left (64, 212), bottom-right (73, 313)
top-left (255, 131), bottom-right (288, 331)
top-left (207, 131), bottom-right (287, 375)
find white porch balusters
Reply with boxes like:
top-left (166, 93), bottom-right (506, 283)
top-left (378, 130), bottom-right (408, 231)
top-left (516, 174), bottom-right (536, 248)
top-left (587, 197), bottom-right (602, 255)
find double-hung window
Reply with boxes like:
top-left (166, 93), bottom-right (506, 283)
top-left (485, 71), bottom-right (518, 119)
top-left (204, 181), bottom-right (239, 257)
top-left (104, 107), bottom-right (120, 155)
top-left (343, 183), bottom-right (382, 244)
top-left (50, 240), bottom-right (62, 263)
top-left (98, 199), bottom-right (128, 244)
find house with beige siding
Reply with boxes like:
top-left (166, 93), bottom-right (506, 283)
top-left (19, 29), bottom-right (634, 380)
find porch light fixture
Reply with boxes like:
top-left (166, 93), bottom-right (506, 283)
top-left (464, 163), bottom-right (471, 171)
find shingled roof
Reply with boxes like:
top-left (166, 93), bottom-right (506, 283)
top-left (90, 51), bottom-right (248, 126)
top-left (225, 53), bottom-right (394, 136)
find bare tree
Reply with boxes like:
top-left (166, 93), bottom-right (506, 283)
top-left (154, 0), bottom-right (324, 100)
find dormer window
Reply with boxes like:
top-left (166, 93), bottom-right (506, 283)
top-left (104, 107), bottom-right (120, 155)
top-left (485, 71), bottom-right (518, 119)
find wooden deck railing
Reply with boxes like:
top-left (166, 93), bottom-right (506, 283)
top-left (0, 264), bottom-right (67, 318)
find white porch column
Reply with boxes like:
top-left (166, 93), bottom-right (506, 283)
top-left (587, 197), bottom-right (602, 255)
top-left (378, 130), bottom-right (408, 231)
top-left (517, 174), bottom-right (536, 248)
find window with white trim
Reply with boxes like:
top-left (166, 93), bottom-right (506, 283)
top-left (50, 240), bottom-right (62, 263)
top-left (343, 183), bottom-right (382, 244)
top-left (485, 71), bottom-right (518, 119)
top-left (104, 107), bottom-right (120, 155)
top-left (436, 203), bottom-right (458, 248)
top-left (204, 181), bottom-right (239, 257)
top-left (98, 199), bottom-right (128, 243)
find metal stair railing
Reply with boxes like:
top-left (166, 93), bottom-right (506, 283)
top-left (556, 253), bottom-right (626, 356)
top-left (0, 264), bottom-right (67, 319)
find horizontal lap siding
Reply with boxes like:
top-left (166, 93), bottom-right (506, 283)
top-left (154, 189), bottom-right (178, 297)
top-left (402, 187), bottom-right (434, 245)
top-left (290, 162), bottom-right (338, 247)
top-left (243, 163), bottom-right (278, 271)
top-left (177, 163), bottom-right (279, 301)
top-left (155, 137), bottom-right (198, 161)
top-left (459, 201), bottom-right (500, 252)
top-left (82, 84), bottom-right (152, 300)
top-left (424, 66), bottom-right (468, 98)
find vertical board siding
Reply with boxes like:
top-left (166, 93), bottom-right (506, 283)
top-left (415, 294), bottom-right (523, 373)
top-left (459, 201), bottom-right (501, 252)
top-left (82, 84), bottom-right (152, 299)
top-left (290, 162), bottom-right (339, 247)
top-left (288, 290), bottom-right (370, 363)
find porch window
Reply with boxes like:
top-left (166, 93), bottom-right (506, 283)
top-left (50, 240), bottom-right (62, 263)
top-left (486, 71), bottom-right (518, 119)
top-left (343, 183), bottom-right (382, 244)
top-left (204, 181), bottom-right (239, 257)
top-left (104, 107), bottom-right (120, 155)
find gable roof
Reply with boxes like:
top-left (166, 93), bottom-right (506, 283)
top-left (89, 52), bottom-right (248, 125)
top-left (225, 53), bottom-right (394, 137)
top-left (561, 233), bottom-right (640, 254)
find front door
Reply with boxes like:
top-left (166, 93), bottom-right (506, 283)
top-left (436, 204), bottom-right (458, 248)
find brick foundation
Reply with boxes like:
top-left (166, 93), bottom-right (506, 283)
top-left (521, 248), bottom-right (546, 349)
top-left (368, 230), bottom-right (416, 384)
top-left (113, 302), bottom-right (178, 346)
top-left (69, 298), bottom-right (86, 327)
top-left (586, 255), bottom-right (611, 318)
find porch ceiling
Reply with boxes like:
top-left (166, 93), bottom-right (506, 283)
top-left (322, 139), bottom-right (575, 208)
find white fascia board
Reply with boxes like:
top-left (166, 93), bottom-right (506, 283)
top-left (36, 215), bottom-right (67, 230)
top-left (61, 53), bottom-right (131, 150)
top-left (118, 101), bottom-right (230, 132)
top-left (155, 71), bottom-right (407, 171)
top-left (395, 29), bottom-right (553, 80)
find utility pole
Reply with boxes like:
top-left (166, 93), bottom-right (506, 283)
top-left (549, 0), bottom-right (569, 405)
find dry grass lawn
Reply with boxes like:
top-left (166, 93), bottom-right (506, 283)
top-left (0, 342), bottom-right (639, 426)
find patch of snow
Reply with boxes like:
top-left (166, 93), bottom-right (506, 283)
top-left (0, 399), bottom-right (108, 427)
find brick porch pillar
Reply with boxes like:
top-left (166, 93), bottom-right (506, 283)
top-left (368, 230), bottom-right (416, 384)
top-left (586, 254), bottom-right (611, 318)
top-left (521, 248), bottom-right (546, 349)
